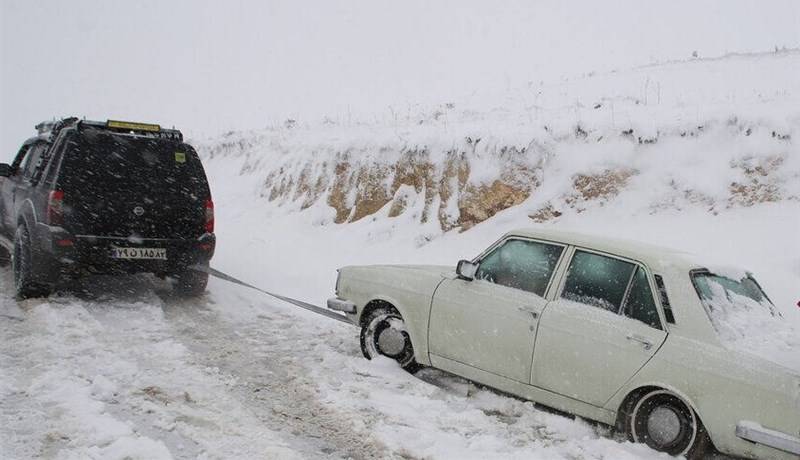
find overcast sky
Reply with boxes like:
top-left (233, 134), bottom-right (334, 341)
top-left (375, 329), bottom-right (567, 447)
top-left (1, 0), bottom-right (798, 158)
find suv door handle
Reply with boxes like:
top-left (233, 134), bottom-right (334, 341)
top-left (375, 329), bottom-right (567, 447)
top-left (626, 334), bottom-right (653, 350)
top-left (517, 306), bottom-right (539, 319)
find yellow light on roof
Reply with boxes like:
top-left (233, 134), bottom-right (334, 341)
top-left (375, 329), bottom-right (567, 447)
top-left (107, 120), bottom-right (161, 132)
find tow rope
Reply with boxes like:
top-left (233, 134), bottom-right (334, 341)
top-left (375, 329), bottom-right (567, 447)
top-left (191, 265), bottom-right (351, 324)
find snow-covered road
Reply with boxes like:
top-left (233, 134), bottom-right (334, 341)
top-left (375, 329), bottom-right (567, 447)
top-left (1, 267), bottom-right (674, 460)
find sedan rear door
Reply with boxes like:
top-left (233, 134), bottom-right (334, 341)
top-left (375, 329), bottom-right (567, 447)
top-left (531, 248), bottom-right (667, 406)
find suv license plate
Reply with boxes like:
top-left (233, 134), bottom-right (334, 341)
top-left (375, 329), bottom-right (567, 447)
top-left (111, 247), bottom-right (167, 260)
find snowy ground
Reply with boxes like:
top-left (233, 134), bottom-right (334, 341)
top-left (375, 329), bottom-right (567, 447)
top-left (2, 199), bottom-right (797, 459)
top-left (1, 263), bottom-right (675, 459)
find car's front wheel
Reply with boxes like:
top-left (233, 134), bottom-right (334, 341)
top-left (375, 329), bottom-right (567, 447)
top-left (360, 306), bottom-right (420, 373)
top-left (626, 389), bottom-right (711, 459)
top-left (12, 225), bottom-right (50, 299)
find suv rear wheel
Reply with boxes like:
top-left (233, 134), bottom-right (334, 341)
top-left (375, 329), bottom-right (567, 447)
top-left (172, 267), bottom-right (209, 297)
top-left (13, 225), bottom-right (51, 299)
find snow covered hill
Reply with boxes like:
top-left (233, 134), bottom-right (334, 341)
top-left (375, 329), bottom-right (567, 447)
top-left (198, 49), bottom-right (800, 319)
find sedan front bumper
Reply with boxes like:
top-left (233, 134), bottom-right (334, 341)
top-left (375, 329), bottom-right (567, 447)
top-left (736, 421), bottom-right (800, 456)
top-left (327, 297), bottom-right (357, 314)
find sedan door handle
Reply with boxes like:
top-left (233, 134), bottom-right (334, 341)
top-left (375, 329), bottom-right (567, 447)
top-left (517, 306), bottom-right (539, 319)
top-left (626, 334), bottom-right (653, 350)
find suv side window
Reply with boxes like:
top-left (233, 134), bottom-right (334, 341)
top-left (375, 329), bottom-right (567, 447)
top-left (21, 144), bottom-right (46, 182)
top-left (622, 267), bottom-right (661, 329)
top-left (475, 239), bottom-right (564, 297)
top-left (561, 250), bottom-right (635, 312)
top-left (42, 134), bottom-right (71, 187)
top-left (10, 145), bottom-right (31, 175)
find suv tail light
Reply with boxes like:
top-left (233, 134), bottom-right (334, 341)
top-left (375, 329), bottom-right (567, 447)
top-left (204, 198), bottom-right (214, 233)
top-left (47, 190), bottom-right (65, 225)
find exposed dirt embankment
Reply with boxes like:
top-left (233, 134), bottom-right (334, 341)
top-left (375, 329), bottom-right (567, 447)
top-left (285, 146), bottom-right (539, 231)
top-left (200, 119), bottom-right (798, 230)
top-left (205, 137), bottom-right (546, 230)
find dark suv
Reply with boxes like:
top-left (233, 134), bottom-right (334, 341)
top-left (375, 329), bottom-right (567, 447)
top-left (0, 118), bottom-right (215, 298)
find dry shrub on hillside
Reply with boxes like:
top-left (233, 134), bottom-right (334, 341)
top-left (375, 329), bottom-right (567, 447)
top-left (728, 155), bottom-right (784, 206)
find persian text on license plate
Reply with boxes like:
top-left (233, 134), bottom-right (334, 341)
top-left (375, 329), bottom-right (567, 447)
top-left (111, 247), bottom-right (167, 260)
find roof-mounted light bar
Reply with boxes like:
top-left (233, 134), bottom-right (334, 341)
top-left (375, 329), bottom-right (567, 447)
top-left (75, 119), bottom-right (183, 142)
top-left (106, 120), bottom-right (161, 132)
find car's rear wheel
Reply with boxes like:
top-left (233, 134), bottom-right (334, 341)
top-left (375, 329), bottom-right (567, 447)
top-left (12, 225), bottom-right (50, 299)
top-left (360, 306), bottom-right (420, 373)
top-left (626, 389), bottom-right (711, 459)
top-left (172, 267), bottom-right (209, 297)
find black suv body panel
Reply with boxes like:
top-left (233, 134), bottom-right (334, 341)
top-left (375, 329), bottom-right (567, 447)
top-left (54, 129), bottom-right (210, 239)
top-left (0, 119), bottom-right (215, 290)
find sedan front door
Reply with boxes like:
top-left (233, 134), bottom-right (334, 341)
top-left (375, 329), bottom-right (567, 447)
top-left (428, 238), bottom-right (565, 383)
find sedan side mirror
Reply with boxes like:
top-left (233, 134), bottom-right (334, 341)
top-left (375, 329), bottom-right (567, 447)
top-left (0, 163), bottom-right (11, 177)
top-left (456, 259), bottom-right (479, 281)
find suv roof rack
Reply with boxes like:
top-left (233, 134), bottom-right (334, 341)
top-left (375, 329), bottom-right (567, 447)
top-left (34, 117), bottom-right (183, 142)
top-left (35, 117), bottom-right (79, 139)
top-left (78, 119), bottom-right (183, 141)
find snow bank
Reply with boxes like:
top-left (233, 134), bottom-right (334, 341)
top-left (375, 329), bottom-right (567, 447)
top-left (196, 50), bottom-right (799, 235)
top-left (196, 49), bottom-right (800, 323)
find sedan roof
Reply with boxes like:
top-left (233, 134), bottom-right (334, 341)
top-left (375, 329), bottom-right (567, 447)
top-left (506, 227), bottom-right (702, 273)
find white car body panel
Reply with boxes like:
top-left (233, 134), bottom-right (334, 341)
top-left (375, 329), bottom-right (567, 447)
top-left (332, 228), bottom-right (800, 460)
top-left (532, 298), bottom-right (667, 406)
top-left (429, 277), bottom-right (547, 383)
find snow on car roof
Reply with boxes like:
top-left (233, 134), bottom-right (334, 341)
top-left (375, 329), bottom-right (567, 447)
top-left (506, 228), bottom-right (701, 273)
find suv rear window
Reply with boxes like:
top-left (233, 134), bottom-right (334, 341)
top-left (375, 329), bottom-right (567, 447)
top-left (59, 130), bottom-right (209, 198)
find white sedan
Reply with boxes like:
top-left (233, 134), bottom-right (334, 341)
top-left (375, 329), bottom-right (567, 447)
top-left (328, 228), bottom-right (800, 459)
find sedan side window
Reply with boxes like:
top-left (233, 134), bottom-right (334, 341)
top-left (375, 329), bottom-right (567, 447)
top-left (475, 239), bottom-right (564, 297)
top-left (622, 267), bottom-right (662, 329)
top-left (562, 250), bottom-right (635, 312)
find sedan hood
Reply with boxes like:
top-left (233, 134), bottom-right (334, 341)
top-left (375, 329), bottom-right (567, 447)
top-left (376, 264), bottom-right (455, 277)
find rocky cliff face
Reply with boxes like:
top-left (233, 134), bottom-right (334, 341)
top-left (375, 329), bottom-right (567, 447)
top-left (199, 118), bottom-right (798, 232)
top-left (260, 145), bottom-right (539, 231)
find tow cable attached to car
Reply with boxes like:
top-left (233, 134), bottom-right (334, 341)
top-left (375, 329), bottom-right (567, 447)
top-left (190, 264), bottom-right (352, 324)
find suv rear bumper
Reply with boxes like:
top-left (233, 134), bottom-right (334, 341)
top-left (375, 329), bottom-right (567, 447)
top-left (35, 227), bottom-right (215, 281)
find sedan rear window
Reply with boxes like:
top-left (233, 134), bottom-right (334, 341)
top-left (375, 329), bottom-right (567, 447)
top-left (692, 271), bottom-right (773, 313)
top-left (691, 270), bottom-right (799, 371)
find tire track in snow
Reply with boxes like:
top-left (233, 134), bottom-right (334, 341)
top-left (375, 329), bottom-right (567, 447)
top-left (0, 271), bottom-right (53, 459)
top-left (160, 283), bottom-right (392, 459)
top-left (0, 273), bottom-right (300, 459)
